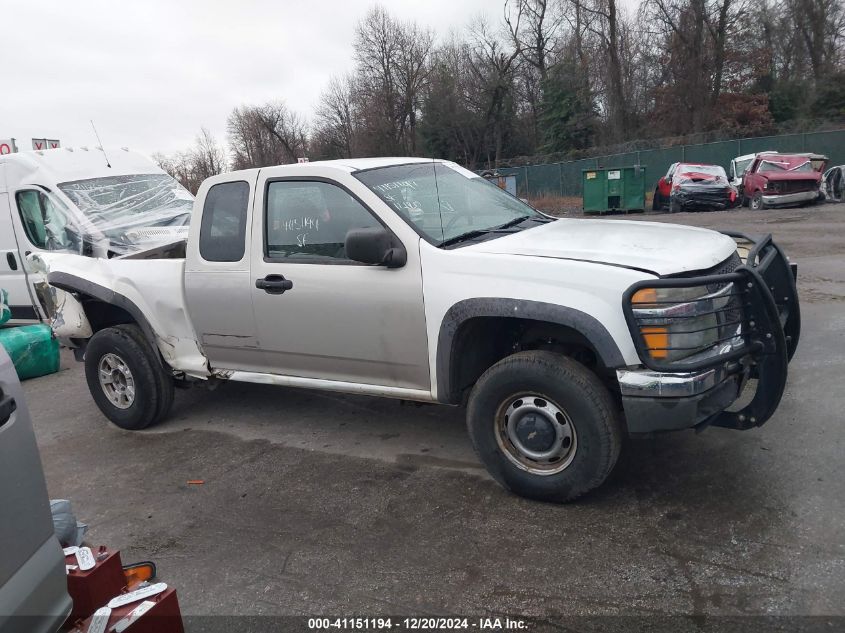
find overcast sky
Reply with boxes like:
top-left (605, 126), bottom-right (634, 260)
top-left (2, 0), bottom-right (500, 157)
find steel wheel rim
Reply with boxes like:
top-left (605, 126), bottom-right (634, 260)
top-left (494, 394), bottom-right (577, 476)
top-left (98, 353), bottom-right (136, 409)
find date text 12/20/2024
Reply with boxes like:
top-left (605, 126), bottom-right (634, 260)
top-left (308, 618), bottom-right (529, 630)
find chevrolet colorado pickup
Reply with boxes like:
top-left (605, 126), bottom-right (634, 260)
top-left (34, 158), bottom-right (800, 502)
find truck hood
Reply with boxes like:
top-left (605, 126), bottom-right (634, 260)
top-left (466, 218), bottom-right (738, 276)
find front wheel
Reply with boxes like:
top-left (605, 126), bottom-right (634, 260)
top-left (750, 191), bottom-right (767, 210)
top-left (651, 189), bottom-right (663, 211)
top-left (466, 351), bottom-right (623, 503)
top-left (84, 324), bottom-right (174, 430)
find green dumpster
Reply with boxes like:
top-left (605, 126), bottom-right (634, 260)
top-left (582, 166), bottom-right (646, 214)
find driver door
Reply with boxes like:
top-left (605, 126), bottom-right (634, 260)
top-left (4, 187), bottom-right (79, 322)
top-left (249, 174), bottom-right (430, 390)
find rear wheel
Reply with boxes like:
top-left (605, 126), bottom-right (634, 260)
top-left (750, 191), bottom-right (767, 210)
top-left (466, 351), bottom-right (623, 503)
top-left (669, 197), bottom-right (681, 213)
top-left (84, 324), bottom-right (174, 430)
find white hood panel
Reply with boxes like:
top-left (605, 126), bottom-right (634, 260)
top-left (466, 218), bottom-right (738, 276)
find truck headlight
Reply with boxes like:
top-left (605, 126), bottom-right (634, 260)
top-left (630, 284), bottom-right (739, 362)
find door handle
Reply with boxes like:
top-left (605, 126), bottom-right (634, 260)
top-left (6, 253), bottom-right (17, 271)
top-left (255, 274), bottom-right (294, 295)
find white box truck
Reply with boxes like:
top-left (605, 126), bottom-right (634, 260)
top-left (0, 147), bottom-right (193, 325)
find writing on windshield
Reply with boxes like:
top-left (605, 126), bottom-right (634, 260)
top-left (355, 162), bottom-right (540, 245)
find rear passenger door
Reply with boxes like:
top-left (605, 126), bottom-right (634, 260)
top-left (184, 174), bottom-right (264, 372)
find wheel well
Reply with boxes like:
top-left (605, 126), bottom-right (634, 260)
top-left (78, 297), bottom-right (136, 333)
top-left (446, 317), bottom-right (611, 405)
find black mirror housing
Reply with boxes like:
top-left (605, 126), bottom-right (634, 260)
top-left (345, 228), bottom-right (407, 268)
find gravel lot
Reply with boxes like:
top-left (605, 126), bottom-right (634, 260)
top-left (23, 202), bottom-right (845, 626)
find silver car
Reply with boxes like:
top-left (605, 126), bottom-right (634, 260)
top-left (0, 348), bottom-right (71, 633)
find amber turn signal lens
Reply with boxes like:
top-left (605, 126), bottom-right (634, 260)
top-left (632, 288), bottom-right (658, 306)
top-left (640, 326), bottom-right (669, 359)
top-left (123, 562), bottom-right (156, 589)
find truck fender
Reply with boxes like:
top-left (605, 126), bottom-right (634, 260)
top-left (46, 271), bottom-right (159, 355)
top-left (436, 298), bottom-right (626, 404)
top-left (48, 285), bottom-right (93, 339)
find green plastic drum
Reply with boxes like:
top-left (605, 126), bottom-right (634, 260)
top-left (0, 324), bottom-right (60, 380)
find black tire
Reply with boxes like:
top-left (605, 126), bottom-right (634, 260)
top-left (750, 191), bottom-right (767, 210)
top-left (466, 351), bottom-right (623, 503)
top-left (669, 197), bottom-right (681, 213)
top-left (651, 189), bottom-right (662, 211)
top-left (84, 324), bottom-right (175, 430)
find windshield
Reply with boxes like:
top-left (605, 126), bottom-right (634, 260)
top-left (734, 159), bottom-right (753, 178)
top-left (676, 165), bottom-right (728, 182)
top-left (55, 173), bottom-right (194, 256)
top-left (354, 162), bottom-right (543, 245)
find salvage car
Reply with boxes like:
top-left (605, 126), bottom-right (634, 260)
top-left (654, 163), bottom-right (737, 212)
top-left (742, 152), bottom-right (827, 209)
top-left (34, 158), bottom-right (800, 502)
top-left (821, 164), bottom-right (844, 202)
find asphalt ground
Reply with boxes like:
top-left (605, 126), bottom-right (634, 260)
top-left (22, 202), bottom-right (845, 628)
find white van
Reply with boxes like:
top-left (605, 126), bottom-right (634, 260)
top-left (728, 151), bottom-right (771, 190)
top-left (0, 147), bottom-right (193, 324)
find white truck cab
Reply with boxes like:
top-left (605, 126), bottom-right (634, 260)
top-left (728, 152), bottom-right (771, 190)
top-left (0, 147), bottom-right (193, 325)
top-left (35, 158), bottom-right (800, 502)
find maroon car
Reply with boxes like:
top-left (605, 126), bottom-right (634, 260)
top-left (743, 153), bottom-right (827, 210)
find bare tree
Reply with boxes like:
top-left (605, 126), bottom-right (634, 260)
top-left (467, 16), bottom-right (524, 165)
top-left (567, 0), bottom-right (632, 140)
top-left (787, 0), bottom-right (845, 81)
top-left (153, 128), bottom-right (227, 193)
top-left (313, 75), bottom-right (359, 158)
top-left (505, 0), bottom-right (568, 145)
top-left (353, 6), bottom-right (434, 155)
top-left (190, 127), bottom-right (227, 183)
top-left (227, 102), bottom-right (307, 169)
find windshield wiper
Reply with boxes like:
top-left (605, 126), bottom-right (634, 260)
top-left (439, 228), bottom-right (491, 247)
top-left (439, 215), bottom-right (549, 247)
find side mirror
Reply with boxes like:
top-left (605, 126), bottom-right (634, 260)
top-left (345, 227), bottom-right (407, 268)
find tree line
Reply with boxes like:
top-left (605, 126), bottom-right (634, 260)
top-left (155, 0), bottom-right (845, 192)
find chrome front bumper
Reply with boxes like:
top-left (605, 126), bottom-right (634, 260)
top-left (617, 365), bottom-right (733, 398)
top-left (762, 190), bottom-right (817, 206)
top-left (617, 364), bottom-right (748, 433)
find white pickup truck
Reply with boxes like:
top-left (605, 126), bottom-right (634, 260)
top-left (35, 158), bottom-right (801, 502)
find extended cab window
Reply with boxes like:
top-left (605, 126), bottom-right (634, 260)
top-left (265, 181), bottom-right (380, 261)
top-left (200, 181), bottom-right (249, 262)
top-left (15, 189), bottom-right (77, 252)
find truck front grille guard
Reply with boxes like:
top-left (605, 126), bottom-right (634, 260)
top-left (622, 233), bottom-right (799, 429)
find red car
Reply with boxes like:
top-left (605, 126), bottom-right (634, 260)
top-left (742, 152), bottom-right (827, 210)
top-left (652, 163), bottom-right (738, 212)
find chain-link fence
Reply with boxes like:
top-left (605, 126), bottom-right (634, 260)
top-left (491, 130), bottom-right (845, 199)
